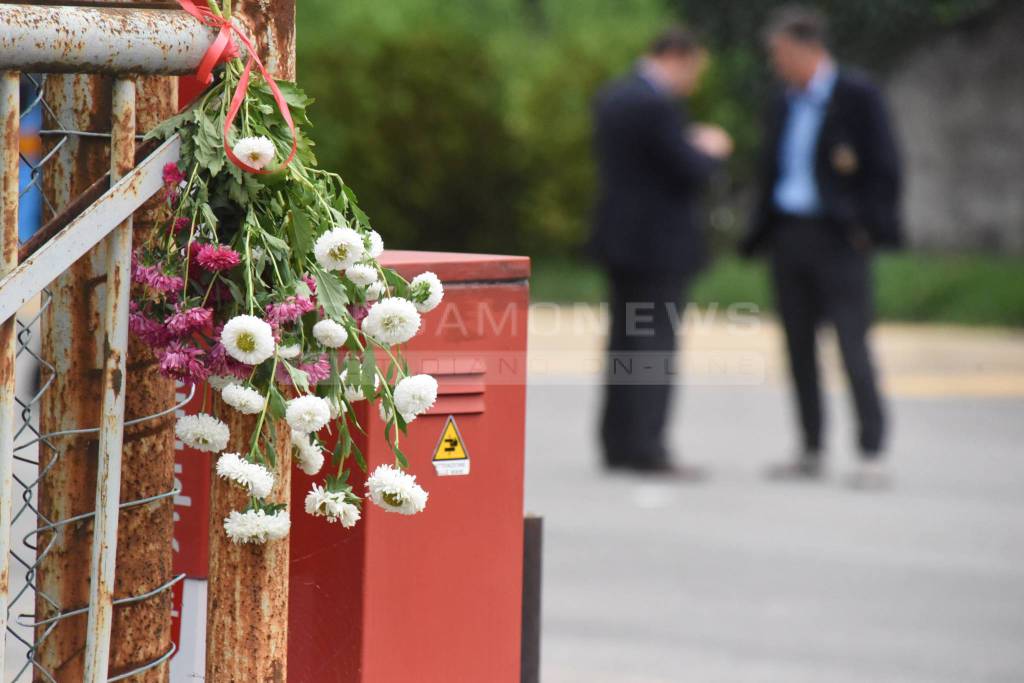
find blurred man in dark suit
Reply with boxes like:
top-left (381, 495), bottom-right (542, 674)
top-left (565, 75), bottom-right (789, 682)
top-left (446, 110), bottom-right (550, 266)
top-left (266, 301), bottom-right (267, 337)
top-left (741, 6), bottom-right (903, 487)
top-left (591, 27), bottom-right (732, 477)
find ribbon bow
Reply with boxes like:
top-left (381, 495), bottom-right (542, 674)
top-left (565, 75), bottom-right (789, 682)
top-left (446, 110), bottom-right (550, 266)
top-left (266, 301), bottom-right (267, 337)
top-left (177, 0), bottom-right (297, 175)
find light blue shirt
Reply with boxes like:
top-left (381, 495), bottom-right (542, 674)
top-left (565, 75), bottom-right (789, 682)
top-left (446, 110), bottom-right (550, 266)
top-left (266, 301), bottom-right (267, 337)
top-left (773, 61), bottom-right (838, 216)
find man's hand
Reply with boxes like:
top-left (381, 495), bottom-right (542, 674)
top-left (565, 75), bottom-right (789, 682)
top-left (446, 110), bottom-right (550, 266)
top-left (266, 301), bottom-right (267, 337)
top-left (688, 123), bottom-right (734, 160)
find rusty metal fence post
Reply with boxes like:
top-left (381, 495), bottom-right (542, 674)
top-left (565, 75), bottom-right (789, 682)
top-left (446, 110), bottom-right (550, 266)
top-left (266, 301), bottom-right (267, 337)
top-left (82, 77), bottom-right (135, 683)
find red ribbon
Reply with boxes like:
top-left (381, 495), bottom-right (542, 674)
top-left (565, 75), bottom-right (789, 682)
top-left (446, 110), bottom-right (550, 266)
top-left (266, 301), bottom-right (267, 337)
top-left (176, 0), bottom-right (297, 175)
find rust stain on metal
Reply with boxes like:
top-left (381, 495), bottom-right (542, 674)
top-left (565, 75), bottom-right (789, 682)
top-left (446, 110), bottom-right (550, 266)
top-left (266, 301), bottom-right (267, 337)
top-left (235, 0), bottom-right (295, 80)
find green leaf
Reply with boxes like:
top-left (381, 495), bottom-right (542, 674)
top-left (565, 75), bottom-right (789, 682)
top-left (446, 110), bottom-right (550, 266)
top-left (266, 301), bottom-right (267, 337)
top-left (288, 209), bottom-right (315, 259)
top-left (351, 442), bottom-right (367, 473)
top-left (314, 270), bottom-right (350, 320)
top-left (361, 348), bottom-right (377, 399)
top-left (200, 204), bottom-right (218, 231)
top-left (265, 421), bottom-right (278, 468)
top-left (267, 385), bottom-right (287, 420)
top-left (382, 268), bottom-right (411, 298)
top-left (222, 277), bottom-right (245, 305)
top-left (260, 230), bottom-right (291, 256)
top-left (281, 360), bottom-right (310, 394)
top-left (393, 444), bottom-right (409, 469)
top-left (144, 108), bottom-right (192, 141)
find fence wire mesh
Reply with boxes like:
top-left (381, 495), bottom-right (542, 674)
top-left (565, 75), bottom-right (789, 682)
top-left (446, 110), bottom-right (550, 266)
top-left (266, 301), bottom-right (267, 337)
top-left (4, 73), bottom-right (188, 682)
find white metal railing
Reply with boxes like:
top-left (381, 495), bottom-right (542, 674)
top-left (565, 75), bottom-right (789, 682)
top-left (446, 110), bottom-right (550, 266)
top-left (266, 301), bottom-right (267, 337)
top-left (0, 4), bottom-right (221, 680)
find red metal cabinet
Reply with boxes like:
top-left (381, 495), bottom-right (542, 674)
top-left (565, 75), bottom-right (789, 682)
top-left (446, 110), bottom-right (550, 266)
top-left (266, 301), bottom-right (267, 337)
top-left (288, 251), bottom-right (530, 682)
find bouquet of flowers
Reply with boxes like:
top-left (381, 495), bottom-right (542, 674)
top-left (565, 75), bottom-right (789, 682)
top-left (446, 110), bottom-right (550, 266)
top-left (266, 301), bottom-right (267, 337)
top-left (133, 12), bottom-right (443, 544)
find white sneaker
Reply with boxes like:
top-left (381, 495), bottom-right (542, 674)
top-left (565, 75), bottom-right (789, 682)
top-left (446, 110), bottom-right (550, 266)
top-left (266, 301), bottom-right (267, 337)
top-left (846, 460), bottom-right (890, 490)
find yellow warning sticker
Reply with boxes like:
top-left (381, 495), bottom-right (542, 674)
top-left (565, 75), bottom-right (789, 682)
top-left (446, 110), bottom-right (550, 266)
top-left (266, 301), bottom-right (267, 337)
top-left (432, 415), bottom-right (470, 476)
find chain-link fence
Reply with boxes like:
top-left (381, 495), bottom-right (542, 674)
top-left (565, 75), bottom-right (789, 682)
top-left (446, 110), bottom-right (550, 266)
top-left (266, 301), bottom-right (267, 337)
top-left (3, 72), bottom-right (190, 682)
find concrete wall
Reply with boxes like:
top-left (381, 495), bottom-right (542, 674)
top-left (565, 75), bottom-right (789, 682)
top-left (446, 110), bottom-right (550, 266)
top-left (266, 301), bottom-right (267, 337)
top-left (886, 4), bottom-right (1024, 252)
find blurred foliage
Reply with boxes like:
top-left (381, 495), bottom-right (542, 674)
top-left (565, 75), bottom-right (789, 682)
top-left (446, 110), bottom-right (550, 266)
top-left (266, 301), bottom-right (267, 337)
top-left (296, 0), bottom-right (1003, 258)
top-left (531, 253), bottom-right (1024, 327)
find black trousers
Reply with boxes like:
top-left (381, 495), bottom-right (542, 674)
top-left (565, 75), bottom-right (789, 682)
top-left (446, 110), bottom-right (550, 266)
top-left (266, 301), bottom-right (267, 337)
top-left (771, 217), bottom-right (885, 456)
top-left (600, 269), bottom-right (689, 468)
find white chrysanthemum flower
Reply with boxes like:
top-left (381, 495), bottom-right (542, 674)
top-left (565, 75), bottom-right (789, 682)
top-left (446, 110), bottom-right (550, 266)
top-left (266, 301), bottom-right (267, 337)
top-left (366, 230), bottom-right (384, 258)
top-left (304, 484), bottom-right (361, 527)
top-left (365, 281), bottom-right (387, 301)
top-left (361, 297), bottom-right (421, 345)
top-left (221, 383), bottom-right (264, 415)
top-left (313, 226), bottom-right (365, 271)
top-left (340, 369), bottom-right (379, 402)
top-left (285, 394), bottom-right (332, 434)
top-left (291, 430), bottom-right (325, 476)
top-left (175, 413), bottom-right (230, 453)
top-left (312, 319), bottom-right (348, 348)
top-left (366, 464), bottom-right (428, 515)
top-left (410, 271), bottom-right (444, 313)
top-left (216, 452), bottom-right (275, 498)
top-left (207, 374), bottom-right (234, 391)
top-left (278, 343), bottom-right (302, 360)
top-left (346, 263), bottom-right (378, 287)
top-left (232, 135), bottom-right (276, 170)
top-left (221, 314), bottom-right (275, 365)
top-left (393, 374), bottom-right (438, 421)
top-left (224, 508), bottom-right (291, 544)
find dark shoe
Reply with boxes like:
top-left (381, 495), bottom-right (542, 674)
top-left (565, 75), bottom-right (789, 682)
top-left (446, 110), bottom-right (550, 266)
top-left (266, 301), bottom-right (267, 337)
top-left (765, 453), bottom-right (823, 481)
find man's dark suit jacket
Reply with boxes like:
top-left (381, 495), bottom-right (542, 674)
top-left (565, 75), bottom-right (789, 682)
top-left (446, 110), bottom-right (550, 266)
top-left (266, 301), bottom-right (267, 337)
top-left (590, 72), bottom-right (717, 275)
top-left (742, 68), bottom-right (903, 255)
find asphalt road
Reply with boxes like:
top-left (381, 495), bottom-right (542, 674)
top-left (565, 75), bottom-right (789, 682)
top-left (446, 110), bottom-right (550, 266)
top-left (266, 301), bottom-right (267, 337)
top-left (524, 379), bottom-right (1024, 683)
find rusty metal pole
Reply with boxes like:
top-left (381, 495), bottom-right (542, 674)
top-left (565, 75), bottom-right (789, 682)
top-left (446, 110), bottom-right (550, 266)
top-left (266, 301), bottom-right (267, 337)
top-left (82, 76), bottom-right (135, 683)
top-left (205, 396), bottom-right (292, 682)
top-left (108, 51), bottom-right (180, 683)
top-left (205, 2), bottom-right (295, 679)
top-left (0, 69), bottom-right (20, 679)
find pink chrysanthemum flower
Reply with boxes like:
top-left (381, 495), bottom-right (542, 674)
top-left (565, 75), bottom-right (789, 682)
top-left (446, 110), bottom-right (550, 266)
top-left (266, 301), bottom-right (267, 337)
top-left (266, 296), bottom-right (315, 326)
top-left (129, 303), bottom-right (174, 347)
top-left (301, 355), bottom-right (332, 386)
top-left (166, 306), bottom-right (213, 337)
top-left (347, 303), bottom-right (370, 324)
top-left (192, 243), bottom-right (241, 272)
top-left (131, 256), bottom-right (184, 296)
top-left (172, 217), bottom-right (191, 233)
top-left (158, 342), bottom-right (208, 382)
top-left (163, 162), bottom-right (185, 186)
top-left (206, 342), bottom-right (252, 380)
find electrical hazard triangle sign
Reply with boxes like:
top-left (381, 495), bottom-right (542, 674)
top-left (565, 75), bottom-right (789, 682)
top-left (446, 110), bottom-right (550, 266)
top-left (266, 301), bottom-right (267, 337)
top-left (432, 415), bottom-right (470, 476)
